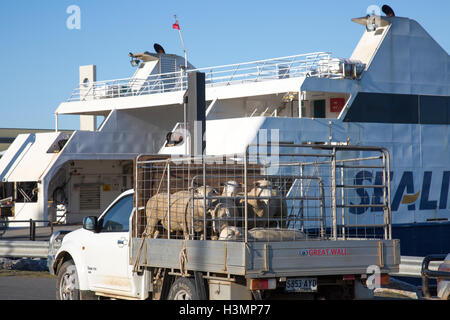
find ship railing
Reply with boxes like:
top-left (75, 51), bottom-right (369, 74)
top-left (68, 52), bottom-right (340, 102)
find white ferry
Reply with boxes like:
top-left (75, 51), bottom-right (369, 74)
top-left (0, 6), bottom-right (448, 256)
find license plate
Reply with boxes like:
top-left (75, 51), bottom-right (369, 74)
top-left (285, 278), bottom-right (318, 293)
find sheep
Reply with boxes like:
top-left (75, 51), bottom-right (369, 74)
top-left (222, 180), bottom-right (240, 198)
top-left (210, 181), bottom-right (242, 239)
top-left (244, 184), bottom-right (268, 228)
top-left (145, 185), bottom-right (217, 239)
top-left (243, 180), bottom-right (288, 228)
top-left (257, 180), bottom-right (288, 228)
top-left (219, 226), bottom-right (243, 241)
top-left (218, 226), bottom-right (305, 242)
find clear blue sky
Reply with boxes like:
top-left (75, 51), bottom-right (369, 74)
top-left (1, 0), bottom-right (449, 130)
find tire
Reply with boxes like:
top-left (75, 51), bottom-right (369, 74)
top-left (167, 277), bottom-right (200, 300)
top-left (0, 219), bottom-right (7, 237)
top-left (56, 260), bottom-right (81, 300)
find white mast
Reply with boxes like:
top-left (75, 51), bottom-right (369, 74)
top-left (173, 15), bottom-right (187, 69)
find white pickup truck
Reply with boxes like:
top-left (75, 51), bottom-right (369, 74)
top-left (49, 145), bottom-right (400, 300)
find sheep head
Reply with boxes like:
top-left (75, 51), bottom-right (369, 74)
top-left (221, 180), bottom-right (240, 197)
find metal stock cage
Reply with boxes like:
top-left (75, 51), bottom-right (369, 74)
top-left (132, 144), bottom-right (392, 243)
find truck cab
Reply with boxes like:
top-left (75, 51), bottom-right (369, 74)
top-left (51, 189), bottom-right (151, 300)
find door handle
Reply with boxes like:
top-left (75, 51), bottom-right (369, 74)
top-left (117, 238), bottom-right (128, 247)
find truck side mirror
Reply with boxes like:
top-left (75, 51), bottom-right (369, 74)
top-left (83, 216), bottom-right (98, 232)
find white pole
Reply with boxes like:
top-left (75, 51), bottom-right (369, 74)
top-left (175, 15), bottom-right (188, 69)
top-left (178, 29), bottom-right (187, 68)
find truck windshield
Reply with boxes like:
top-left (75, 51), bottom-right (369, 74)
top-left (99, 195), bottom-right (133, 232)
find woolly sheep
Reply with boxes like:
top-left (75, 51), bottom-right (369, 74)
top-left (244, 180), bottom-right (287, 228)
top-left (210, 181), bottom-right (242, 238)
top-left (145, 185), bottom-right (217, 239)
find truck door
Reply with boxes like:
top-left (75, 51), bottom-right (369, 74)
top-left (84, 194), bottom-right (133, 294)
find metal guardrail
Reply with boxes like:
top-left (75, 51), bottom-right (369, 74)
top-left (0, 219), bottom-right (53, 241)
top-left (68, 52), bottom-right (337, 102)
top-left (0, 229), bottom-right (68, 259)
top-left (392, 256), bottom-right (441, 278)
top-left (0, 240), bottom-right (49, 258)
top-left (421, 254), bottom-right (450, 298)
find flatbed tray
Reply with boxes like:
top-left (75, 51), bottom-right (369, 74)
top-left (131, 238), bottom-right (400, 278)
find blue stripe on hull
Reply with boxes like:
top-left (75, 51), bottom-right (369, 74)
top-left (392, 222), bottom-right (450, 256)
top-left (305, 222), bottom-right (450, 256)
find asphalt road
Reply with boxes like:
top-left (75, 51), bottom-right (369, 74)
top-left (0, 271), bottom-right (56, 300)
top-left (0, 270), bottom-right (414, 301)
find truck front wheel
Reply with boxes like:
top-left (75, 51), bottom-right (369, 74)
top-left (56, 260), bottom-right (80, 300)
top-left (168, 277), bottom-right (200, 300)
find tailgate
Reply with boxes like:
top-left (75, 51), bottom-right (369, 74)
top-left (245, 239), bottom-right (400, 278)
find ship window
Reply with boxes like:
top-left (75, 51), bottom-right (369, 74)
top-left (344, 92), bottom-right (419, 123)
top-left (0, 182), bottom-right (14, 201)
top-left (345, 92), bottom-right (450, 124)
top-left (16, 182), bottom-right (38, 203)
top-left (419, 95), bottom-right (449, 124)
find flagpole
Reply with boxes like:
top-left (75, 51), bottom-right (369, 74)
top-left (174, 15), bottom-right (188, 155)
top-left (178, 30), bottom-right (187, 69)
top-left (174, 15), bottom-right (187, 69)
